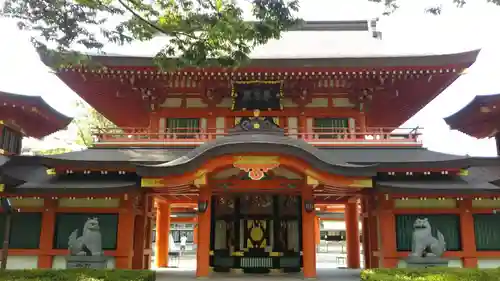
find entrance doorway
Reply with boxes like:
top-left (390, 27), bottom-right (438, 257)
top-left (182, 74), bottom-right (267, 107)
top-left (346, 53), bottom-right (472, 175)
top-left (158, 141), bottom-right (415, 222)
top-left (210, 194), bottom-right (302, 273)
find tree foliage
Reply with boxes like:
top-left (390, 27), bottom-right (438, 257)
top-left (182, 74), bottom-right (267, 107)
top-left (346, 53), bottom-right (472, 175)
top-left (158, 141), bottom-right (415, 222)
top-left (72, 100), bottom-right (116, 147)
top-left (26, 101), bottom-right (115, 155)
top-left (33, 147), bottom-right (73, 155)
top-left (368, 0), bottom-right (500, 15)
top-left (1, 0), bottom-right (300, 69)
top-left (2, 0), bottom-right (499, 70)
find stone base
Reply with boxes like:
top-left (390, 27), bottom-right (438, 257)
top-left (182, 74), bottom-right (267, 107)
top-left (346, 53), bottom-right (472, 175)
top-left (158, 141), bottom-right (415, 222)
top-left (405, 256), bottom-right (449, 268)
top-left (66, 255), bottom-right (108, 269)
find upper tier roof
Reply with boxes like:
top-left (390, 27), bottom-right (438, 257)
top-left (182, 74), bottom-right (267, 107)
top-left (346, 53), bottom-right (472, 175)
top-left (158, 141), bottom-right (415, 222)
top-left (444, 93), bottom-right (500, 139)
top-left (40, 20), bottom-right (480, 128)
top-left (0, 91), bottom-right (72, 138)
top-left (57, 48), bottom-right (479, 68)
top-left (75, 20), bottom-right (474, 61)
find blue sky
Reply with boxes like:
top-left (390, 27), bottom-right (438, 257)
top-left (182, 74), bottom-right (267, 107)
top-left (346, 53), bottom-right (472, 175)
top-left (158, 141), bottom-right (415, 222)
top-left (0, 0), bottom-right (499, 155)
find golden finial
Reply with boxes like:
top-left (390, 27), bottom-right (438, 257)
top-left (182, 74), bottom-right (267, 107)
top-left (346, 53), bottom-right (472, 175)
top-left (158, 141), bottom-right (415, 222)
top-left (253, 109), bottom-right (260, 117)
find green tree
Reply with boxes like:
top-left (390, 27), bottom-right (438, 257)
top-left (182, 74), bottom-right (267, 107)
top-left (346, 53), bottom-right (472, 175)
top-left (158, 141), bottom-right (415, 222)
top-left (31, 101), bottom-right (116, 154)
top-left (1, 0), bottom-right (300, 69)
top-left (34, 147), bottom-right (73, 155)
top-left (1, 0), bottom-right (496, 69)
top-left (72, 100), bottom-right (117, 147)
top-left (369, 0), bottom-right (500, 15)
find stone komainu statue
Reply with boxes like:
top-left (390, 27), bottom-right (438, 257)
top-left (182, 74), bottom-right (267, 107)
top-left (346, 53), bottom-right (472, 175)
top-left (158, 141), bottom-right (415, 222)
top-left (410, 218), bottom-right (446, 258)
top-left (68, 217), bottom-right (103, 256)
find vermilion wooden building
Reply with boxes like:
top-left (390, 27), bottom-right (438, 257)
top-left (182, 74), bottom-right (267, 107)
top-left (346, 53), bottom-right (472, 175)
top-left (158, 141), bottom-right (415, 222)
top-left (445, 93), bottom-right (500, 155)
top-left (0, 90), bottom-right (72, 267)
top-left (3, 21), bottom-right (500, 277)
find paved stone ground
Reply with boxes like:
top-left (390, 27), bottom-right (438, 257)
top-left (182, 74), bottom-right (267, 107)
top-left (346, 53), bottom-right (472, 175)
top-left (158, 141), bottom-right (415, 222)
top-left (154, 253), bottom-right (363, 280)
top-left (155, 269), bottom-right (362, 280)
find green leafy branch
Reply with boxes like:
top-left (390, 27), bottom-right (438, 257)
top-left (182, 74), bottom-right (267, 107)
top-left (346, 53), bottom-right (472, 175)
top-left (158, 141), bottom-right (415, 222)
top-left (1, 0), bottom-right (300, 69)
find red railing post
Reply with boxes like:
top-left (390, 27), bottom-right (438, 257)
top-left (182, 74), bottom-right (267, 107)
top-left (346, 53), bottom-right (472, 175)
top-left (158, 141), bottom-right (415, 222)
top-left (90, 125), bottom-right (423, 146)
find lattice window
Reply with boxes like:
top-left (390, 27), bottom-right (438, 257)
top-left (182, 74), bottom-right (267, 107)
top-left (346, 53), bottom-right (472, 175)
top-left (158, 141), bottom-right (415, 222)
top-left (0, 126), bottom-right (22, 154)
top-left (166, 118), bottom-right (200, 139)
top-left (313, 118), bottom-right (349, 139)
top-left (474, 214), bottom-right (500, 251)
top-left (0, 212), bottom-right (42, 249)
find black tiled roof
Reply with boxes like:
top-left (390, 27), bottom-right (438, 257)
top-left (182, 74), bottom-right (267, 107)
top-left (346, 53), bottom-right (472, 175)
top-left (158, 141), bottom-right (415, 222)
top-left (39, 148), bottom-right (190, 162)
top-left (377, 180), bottom-right (500, 194)
top-left (377, 166), bottom-right (500, 193)
top-left (50, 49), bottom-right (480, 69)
top-left (6, 146), bottom-right (499, 169)
top-left (2, 145), bottom-right (500, 193)
top-left (1, 164), bottom-right (55, 183)
top-left (318, 147), bottom-right (499, 169)
top-left (13, 180), bottom-right (137, 194)
top-left (0, 155), bottom-right (8, 167)
top-left (137, 134), bottom-right (377, 177)
top-left (6, 148), bottom-right (192, 168)
top-left (320, 147), bottom-right (466, 163)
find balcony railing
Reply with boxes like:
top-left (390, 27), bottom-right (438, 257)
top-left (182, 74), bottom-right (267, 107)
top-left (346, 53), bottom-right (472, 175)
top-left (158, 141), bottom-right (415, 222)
top-left (92, 127), bottom-right (422, 147)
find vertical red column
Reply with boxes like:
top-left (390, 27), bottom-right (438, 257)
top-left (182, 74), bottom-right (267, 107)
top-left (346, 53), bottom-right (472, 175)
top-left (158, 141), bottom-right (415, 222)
top-left (345, 201), bottom-right (360, 269)
top-left (459, 199), bottom-right (477, 268)
top-left (196, 186), bottom-right (211, 278)
top-left (115, 194), bottom-right (135, 269)
top-left (38, 198), bottom-right (57, 268)
top-left (377, 194), bottom-right (397, 268)
top-left (207, 116), bottom-right (216, 140)
top-left (155, 201), bottom-right (170, 268)
top-left (358, 113), bottom-right (367, 132)
top-left (143, 195), bottom-right (155, 269)
top-left (314, 216), bottom-right (321, 245)
top-left (149, 113), bottom-right (159, 135)
top-left (298, 116), bottom-right (307, 139)
top-left (225, 117), bottom-right (235, 134)
top-left (132, 213), bottom-right (145, 269)
top-left (367, 196), bottom-right (379, 267)
top-left (193, 224), bottom-right (198, 245)
top-left (360, 197), bottom-right (370, 269)
top-left (164, 203), bottom-right (171, 267)
top-left (302, 185), bottom-right (316, 279)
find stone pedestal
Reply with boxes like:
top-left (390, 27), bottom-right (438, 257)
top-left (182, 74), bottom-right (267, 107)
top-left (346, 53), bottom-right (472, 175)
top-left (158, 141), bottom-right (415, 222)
top-left (66, 256), bottom-right (108, 269)
top-left (405, 256), bottom-right (449, 268)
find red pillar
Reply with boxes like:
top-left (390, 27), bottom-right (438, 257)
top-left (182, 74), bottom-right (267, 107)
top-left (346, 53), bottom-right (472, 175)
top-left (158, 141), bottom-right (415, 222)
top-left (164, 203), bottom-right (171, 266)
top-left (361, 196), bottom-right (375, 269)
top-left (377, 195), bottom-right (398, 268)
top-left (302, 185), bottom-right (316, 279)
top-left (298, 116), bottom-right (307, 139)
top-left (37, 199), bottom-right (57, 268)
top-left (360, 198), bottom-right (369, 269)
top-left (314, 216), bottom-right (321, 245)
top-left (345, 201), bottom-right (360, 269)
top-left (115, 195), bottom-right (136, 269)
top-left (193, 224), bottom-right (198, 245)
top-left (132, 213), bottom-right (146, 269)
top-left (358, 113), bottom-right (367, 132)
top-left (155, 201), bottom-right (170, 267)
top-left (196, 187), bottom-right (211, 278)
top-left (459, 199), bottom-right (478, 268)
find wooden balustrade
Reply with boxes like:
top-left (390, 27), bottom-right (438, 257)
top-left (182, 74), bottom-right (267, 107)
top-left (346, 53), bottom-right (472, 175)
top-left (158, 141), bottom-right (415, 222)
top-left (91, 126), bottom-right (422, 147)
